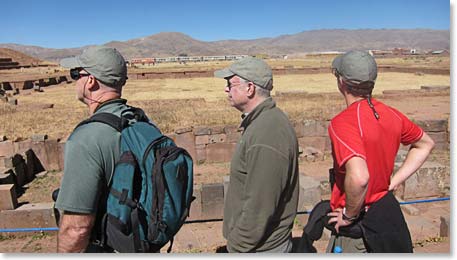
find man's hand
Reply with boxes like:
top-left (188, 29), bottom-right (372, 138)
top-left (327, 208), bottom-right (353, 233)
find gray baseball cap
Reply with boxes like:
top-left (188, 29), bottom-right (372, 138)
top-left (214, 57), bottom-right (273, 90)
top-left (60, 46), bottom-right (127, 88)
top-left (332, 50), bottom-right (377, 85)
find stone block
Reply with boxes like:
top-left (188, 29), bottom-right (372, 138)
top-left (0, 184), bottom-right (17, 210)
top-left (195, 144), bottom-right (207, 164)
top-left (324, 137), bottom-right (332, 152)
top-left (301, 146), bottom-right (324, 162)
top-left (7, 97), bottom-right (17, 105)
top-left (31, 134), bottom-right (48, 142)
top-left (223, 125), bottom-right (240, 134)
top-left (427, 132), bottom-right (449, 150)
top-left (195, 135), bottom-right (209, 146)
top-left (174, 132), bottom-right (196, 162)
top-left (210, 125), bottom-right (224, 134)
top-left (298, 137), bottom-right (327, 153)
top-left (415, 120), bottom-right (448, 132)
top-left (292, 120), bottom-right (304, 138)
top-left (302, 120), bottom-right (327, 137)
top-left (187, 185), bottom-right (202, 221)
top-left (225, 131), bottom-right (241, 144)
top-left (420, 85), bottom-right (450, 92)
top-left (0, 156), bottom-right (12, 168)
top-left (399, 203), bottom-right (420, 216)
top-left (193, 126), bottom-right (211, 136)
top-left (0, 140), bottom-right (14, 157)
top-left (208, 134), bottom-right (226, 144)
top-left (58, 141), bottom-right (65, 171)
top-left (205, 143), bottom-right (236, 163)
top-left (440, 215), bottom-right (449, 237)
top-left (201, 183), bottom-right (224, 219)
top-left (166, 133), bottom-right (177, 141)
top-left (0, 168), bottom-right (15, 185)
top-left (17, 139), bottom-right (61, 171)
top-left (298, 175), bottom-right (321, 212)
top-left (0, 202), bottom-right (57, 231)
top-left (175, 127), bottom-right (193, 134)
top-left (395, 161), bottom-right (450, 200)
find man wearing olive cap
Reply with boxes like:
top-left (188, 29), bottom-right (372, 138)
top-left (55, 46), bottom-right (152, 252)
top-left (325, 50), bottom-right (435, 252)
top-left (214, 57), bottom-right (299, 253)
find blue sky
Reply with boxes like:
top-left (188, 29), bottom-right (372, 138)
top-left (1, 0), bottom-right (450, 49)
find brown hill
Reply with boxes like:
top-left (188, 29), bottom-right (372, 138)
top-left (0, 47), bottom-right (42, 66)
top-left (0, 29), bottom-right (450, 62)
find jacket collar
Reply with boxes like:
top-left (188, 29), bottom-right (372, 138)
top-left (240, 97), bottom-right (276, 129)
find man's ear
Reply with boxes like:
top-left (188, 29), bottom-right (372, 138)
top-left (246, 82), bottom-right (256, 98)
top-left (337, 77), bottom-right (345, 92)
top-left (86, 76), bottom-right (99, 91)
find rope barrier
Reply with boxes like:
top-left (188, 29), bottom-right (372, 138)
top-left (398, 197), bottom-right (449, 205)
top-left (0, 197), bottom-right (449, 233)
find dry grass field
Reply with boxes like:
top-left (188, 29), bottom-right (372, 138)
top-left (0, 55), bottom-right (450, 141)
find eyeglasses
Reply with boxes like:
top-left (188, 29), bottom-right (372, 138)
top-left (70, 68), bottom-right (91, 80)
top-left (226, 80), bottom-right (248, 91)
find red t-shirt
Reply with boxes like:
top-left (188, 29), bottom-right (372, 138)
top-left (328, 98), bottom-right (423, 210)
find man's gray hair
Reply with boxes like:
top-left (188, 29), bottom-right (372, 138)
top-left (255, 85), bottom-right (271, 97)
top-left (240, 78), bottom-right (271, 97)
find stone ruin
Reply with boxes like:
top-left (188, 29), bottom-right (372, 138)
top-left (0, 114), bottom-right (449, 233)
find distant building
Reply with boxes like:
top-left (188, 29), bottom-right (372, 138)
top-left (430, 50), bottom-right (450, 56)
top-left (129, 55), bottom-right (248, 64)
top-left (305, 51), bottom-right (344, 57)
top-left (370, 49), bottom-right (393, 56)
top-left (391, 48), bottom-right (418, 55)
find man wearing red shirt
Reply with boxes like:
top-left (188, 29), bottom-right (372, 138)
top-left (326, 51), bottom-right (435, 253)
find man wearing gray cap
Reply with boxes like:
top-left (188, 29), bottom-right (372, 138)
top-left (214, 57), bottom-right (299, 253)
top-left (55, 46), bottom-right (137, 252)
top-left (325, 50), bottom-right (435, 252)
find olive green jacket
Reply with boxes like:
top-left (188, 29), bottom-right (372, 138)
top-left (223, 97), bottom-right (299, 252)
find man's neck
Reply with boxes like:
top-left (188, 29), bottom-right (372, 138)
top-left (344, 94), bottom-right (366, 107)
top-left (242, 96), bottom-right (268, 114)
top-left (88, 92), bottom-right (121, 115)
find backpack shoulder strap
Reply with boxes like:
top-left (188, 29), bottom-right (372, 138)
top-left (75, 113), bottom-right (126, 132)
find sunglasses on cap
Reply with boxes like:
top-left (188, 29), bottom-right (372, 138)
top-left (70, 68), bottom-right (91, 80)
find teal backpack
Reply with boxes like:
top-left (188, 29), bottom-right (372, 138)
top-left (77, 105), bottom-right (194, 253)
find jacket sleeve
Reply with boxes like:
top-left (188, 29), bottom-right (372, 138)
top-left (226, 144), bottom-right (290, 252)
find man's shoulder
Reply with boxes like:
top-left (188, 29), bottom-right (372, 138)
top-left (331, 108), bottom-right (356, 126)
top-left (69, 119), bottom-right (120, 148)
top-left (247, 107), bottom-right (296, 147)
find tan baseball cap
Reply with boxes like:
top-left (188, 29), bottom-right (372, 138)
top-left (332, 50), bottom-right (378, 85)
top-left (60, 46), bottom-right (127, 88)
top-left (214, 57), bottom-right (273, 90)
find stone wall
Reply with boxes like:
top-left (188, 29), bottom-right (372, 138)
top-left (0, 117), bottom-right (448, 175)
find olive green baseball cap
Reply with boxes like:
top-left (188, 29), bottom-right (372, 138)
top-left (332, 50), bottom-right (377, 85)
top-left (214, 57), bottom-right (273, 90)
top-left (60, 46), bottom-right (127, 88)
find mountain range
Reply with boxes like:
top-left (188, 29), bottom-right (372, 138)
top-left (0, 29), bottom-right (450, 62)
